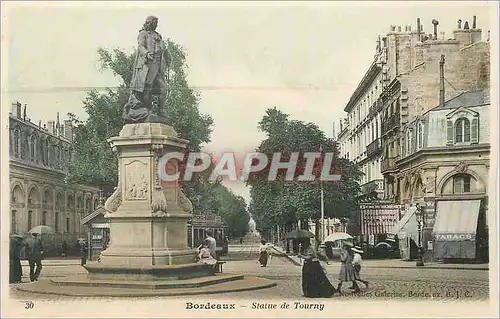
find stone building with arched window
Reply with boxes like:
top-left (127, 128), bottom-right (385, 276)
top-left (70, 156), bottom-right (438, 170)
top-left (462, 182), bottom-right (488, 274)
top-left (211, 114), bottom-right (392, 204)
top-left (391, 90), bottom-right (490, 261)
top-left (9, 102), bottom-right (100, 256)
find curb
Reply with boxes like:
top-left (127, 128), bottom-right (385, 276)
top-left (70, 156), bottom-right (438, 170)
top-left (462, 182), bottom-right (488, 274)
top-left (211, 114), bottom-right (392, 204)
top-left (367, 266), bottom-right (489, 271)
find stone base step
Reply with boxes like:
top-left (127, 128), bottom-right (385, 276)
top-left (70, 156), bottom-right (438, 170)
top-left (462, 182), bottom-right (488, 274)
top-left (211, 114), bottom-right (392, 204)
top-left (15, 276), bottom-right (277, 297)
top-left (50, 274), bottom-right (244, 289)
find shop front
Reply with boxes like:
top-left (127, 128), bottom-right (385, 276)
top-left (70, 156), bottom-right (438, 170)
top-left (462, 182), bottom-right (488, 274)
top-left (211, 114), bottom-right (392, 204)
top-left (389, 206), bottom-right (419, 260)
top-left (432, 199), bottom-right (484, 261)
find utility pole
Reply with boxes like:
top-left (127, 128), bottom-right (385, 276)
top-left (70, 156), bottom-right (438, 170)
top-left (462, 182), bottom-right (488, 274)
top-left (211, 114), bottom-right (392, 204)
top-left (320, 144), bottom-right (325, 243)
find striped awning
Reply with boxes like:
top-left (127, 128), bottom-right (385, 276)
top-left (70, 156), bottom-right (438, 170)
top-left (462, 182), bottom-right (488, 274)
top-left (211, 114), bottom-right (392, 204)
top-left (433, 200), bottom-right (481, 241)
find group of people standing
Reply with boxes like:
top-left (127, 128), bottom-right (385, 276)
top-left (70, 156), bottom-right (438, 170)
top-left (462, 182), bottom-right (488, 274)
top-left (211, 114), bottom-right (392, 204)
top-left (300, 239), bottom-right (369, 298)
top-left (9, 233), bottom-right (44, 283)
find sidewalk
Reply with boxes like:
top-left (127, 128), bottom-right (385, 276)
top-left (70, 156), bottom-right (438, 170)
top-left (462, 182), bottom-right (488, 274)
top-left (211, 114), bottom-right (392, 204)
top-left (270, 246), bottom-right (488, 270)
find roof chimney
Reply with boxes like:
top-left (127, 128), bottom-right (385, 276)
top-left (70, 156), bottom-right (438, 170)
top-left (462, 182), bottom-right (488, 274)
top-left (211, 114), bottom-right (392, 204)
top-left (439, 55), bottom-right (445, 107)
top-left (432, 19), bottom-right (439, 40)
top-left (457, 19), bottom-right (462, 29)
top-left (472, 15), bottom-right (477, 29)
top-left (417, 18), bottom-right (422, 41)
top-left (47, 120), bottom-right (55, 134)
top-left (464, 21), bottom-right (470, 30)
top-left (12, 101), bottom-right (21, 118)
top-left (23, 104), bottom-right (27, 120)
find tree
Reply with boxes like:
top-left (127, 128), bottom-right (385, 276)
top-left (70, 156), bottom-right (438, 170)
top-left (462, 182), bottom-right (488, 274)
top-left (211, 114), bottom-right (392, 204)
top-left (247, 108), bottom-right (363, 236)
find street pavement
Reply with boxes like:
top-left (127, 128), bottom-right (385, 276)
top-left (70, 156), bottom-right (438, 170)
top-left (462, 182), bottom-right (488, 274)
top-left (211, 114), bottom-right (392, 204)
top-left (9, 257), bottom-right (489, 301)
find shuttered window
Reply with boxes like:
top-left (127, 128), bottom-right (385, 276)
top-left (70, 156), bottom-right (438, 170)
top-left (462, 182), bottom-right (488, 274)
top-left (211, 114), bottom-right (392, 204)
top-left (446, 120), bottom-right (454, 145)
top-left (471, 118), bottom-right (479, 143)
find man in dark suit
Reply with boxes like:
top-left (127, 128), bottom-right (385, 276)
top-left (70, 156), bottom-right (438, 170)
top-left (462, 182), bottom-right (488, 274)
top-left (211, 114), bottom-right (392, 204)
top-left (25, 233), bottom-right (44, 282)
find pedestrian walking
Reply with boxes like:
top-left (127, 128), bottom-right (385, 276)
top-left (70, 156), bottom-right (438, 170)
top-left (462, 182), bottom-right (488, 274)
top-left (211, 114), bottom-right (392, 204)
top-left (24, 233), bottom-right (44, 282)
top-left (299, 238), bottom-right (336, 298)
top-left (336, 242), bottom-right (360, 294)
top-left (350, 246), bottom-right (369, 288)
top-left (9, 235), bottom-right (24, 283)
top-left (61, 240), bottom-right (68, 257)
top-left (80, 240), bottom-right (88, 266)
top-left (258, 239), bottom-right (269, 267)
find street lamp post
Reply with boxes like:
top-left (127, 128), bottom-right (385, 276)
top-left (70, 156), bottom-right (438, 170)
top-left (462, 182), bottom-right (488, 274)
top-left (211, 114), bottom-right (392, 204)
top-left (415, 203), bottom-right (425, 267)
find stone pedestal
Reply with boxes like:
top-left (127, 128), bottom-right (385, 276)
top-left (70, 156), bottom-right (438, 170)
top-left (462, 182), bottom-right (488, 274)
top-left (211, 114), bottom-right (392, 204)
top-left (97, 123), bottom-right (197, 267)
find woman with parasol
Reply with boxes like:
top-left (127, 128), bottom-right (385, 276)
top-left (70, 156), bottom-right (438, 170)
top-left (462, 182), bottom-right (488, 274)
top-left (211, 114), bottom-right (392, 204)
top-left (298, 237), bottom-right (336, 298)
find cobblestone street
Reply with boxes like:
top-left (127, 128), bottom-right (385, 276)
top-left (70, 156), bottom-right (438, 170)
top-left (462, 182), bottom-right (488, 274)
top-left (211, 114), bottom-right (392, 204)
top-left (9, 257), bottom-right (489, 301)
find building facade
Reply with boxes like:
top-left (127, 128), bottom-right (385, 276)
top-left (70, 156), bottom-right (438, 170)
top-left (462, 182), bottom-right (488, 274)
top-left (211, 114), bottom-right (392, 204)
top-left (337, 16), bottom-right (490, 258)
top-left (380, 17), bottom-right (490, 200)
top-left (392, 90), bottom-right (490, 261)
top-left (9, 101), bottom-right (100, 255)
top-left (338, 58), bottom-right (385, 198)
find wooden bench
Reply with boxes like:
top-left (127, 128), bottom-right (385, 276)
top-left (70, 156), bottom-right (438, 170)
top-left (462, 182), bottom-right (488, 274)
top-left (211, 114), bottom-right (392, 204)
top-left (215, 261), bottom-right (226, 273)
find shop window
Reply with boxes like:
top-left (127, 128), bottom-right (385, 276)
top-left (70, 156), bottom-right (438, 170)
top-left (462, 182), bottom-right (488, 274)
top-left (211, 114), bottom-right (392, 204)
top-left (453, 174), bottom-right (471, 194)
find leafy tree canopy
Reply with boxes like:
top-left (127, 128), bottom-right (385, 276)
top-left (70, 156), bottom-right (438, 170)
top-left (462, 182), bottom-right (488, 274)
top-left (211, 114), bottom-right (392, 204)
top-left (248, 108), bottom-right (363, 235)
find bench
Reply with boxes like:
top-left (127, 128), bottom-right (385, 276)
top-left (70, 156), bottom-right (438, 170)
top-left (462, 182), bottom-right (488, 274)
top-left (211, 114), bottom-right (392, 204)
top-left (215, 261), bottom-right (226, 273)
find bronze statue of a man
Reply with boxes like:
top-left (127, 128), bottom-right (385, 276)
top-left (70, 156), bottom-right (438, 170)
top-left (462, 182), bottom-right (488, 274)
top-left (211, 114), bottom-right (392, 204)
top-left (124, 16), bottom-right (171, 123)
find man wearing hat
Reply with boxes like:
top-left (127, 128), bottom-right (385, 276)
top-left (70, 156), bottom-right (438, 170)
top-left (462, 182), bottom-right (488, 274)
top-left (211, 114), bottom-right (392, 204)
top-left (351, 245), bottom-right (369, 288)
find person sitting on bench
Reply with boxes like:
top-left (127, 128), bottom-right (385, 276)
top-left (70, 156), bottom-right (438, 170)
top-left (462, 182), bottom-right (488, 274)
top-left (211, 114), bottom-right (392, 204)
top-left (197, 240), bottom-right (217, 268)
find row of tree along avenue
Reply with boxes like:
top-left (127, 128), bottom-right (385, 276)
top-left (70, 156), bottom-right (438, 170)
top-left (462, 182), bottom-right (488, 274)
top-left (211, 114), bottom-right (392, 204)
top-left (67, 40), bottom-right (249, 239)
top-left (247, 108), bottom-right (363, 239)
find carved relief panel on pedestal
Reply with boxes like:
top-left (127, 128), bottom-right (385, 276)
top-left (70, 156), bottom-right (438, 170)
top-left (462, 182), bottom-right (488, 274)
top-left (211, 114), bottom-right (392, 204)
top-left (124, 160), bottom-right (149, 201)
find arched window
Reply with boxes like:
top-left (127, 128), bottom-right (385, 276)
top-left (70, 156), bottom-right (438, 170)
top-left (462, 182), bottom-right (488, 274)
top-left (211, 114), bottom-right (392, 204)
top-left (453, 174), bottom-right (471, 194)
top-left (13, 128), bottom-right (21, 157)
top-left (455, 118), bottom-right (471, 143)
top-left (30, 134), bottom-right (37, 161)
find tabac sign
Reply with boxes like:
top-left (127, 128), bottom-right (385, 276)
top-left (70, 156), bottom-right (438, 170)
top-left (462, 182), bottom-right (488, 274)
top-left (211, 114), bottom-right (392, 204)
top-left (434, 233), bottom-right (475, 241)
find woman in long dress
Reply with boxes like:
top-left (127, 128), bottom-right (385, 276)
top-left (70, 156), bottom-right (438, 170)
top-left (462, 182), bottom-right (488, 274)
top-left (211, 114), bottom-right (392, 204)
top-left (197, 240), bottom-right (217, 268)
top-left (337, 243), bottom-right (360, 294)
top-left (299, 238), bottom-right (336, 298)
top-left (258, 239), bottom-right (269, 267)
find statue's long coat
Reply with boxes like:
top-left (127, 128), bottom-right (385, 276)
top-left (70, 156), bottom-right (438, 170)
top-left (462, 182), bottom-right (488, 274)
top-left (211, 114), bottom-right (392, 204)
top-left (129, 30), bottom-right (168, 93)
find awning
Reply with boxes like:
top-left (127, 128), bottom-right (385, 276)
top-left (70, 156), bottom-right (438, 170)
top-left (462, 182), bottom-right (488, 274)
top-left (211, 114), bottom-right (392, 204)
top-left (433, 200), bottom-right (481, 259)
top-left (433, 200), bottom-right (481, 240)
top-left (389, 206), bottom-right (417, 237)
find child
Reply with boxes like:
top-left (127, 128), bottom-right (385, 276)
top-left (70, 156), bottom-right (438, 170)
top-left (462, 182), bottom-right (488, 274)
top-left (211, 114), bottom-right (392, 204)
top-left (351, 246), bottom-right (369, 288)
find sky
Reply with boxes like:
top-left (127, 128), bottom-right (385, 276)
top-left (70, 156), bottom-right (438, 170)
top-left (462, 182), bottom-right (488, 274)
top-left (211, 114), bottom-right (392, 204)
top-left (1, 1), bottom-right (495, 203)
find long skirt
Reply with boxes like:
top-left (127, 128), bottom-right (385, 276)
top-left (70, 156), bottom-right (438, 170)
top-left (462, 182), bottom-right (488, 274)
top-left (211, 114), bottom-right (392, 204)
top-left (9, 258), bottom-right (22, 283)
top-left (258, 251), bottom-right (268, 266)
top-left (302, 261), bottom-right (336, 298)
top-left (338, 262), bottom-right (357, 282)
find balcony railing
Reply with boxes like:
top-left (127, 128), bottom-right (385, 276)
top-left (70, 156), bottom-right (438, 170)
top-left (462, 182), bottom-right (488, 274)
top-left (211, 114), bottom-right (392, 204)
top-left (381, 156), bottom-right (400, 173)
top-left (381, 113), bottom-right (400, 135)
top-left (366, 138), bottom-right (382, 158)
